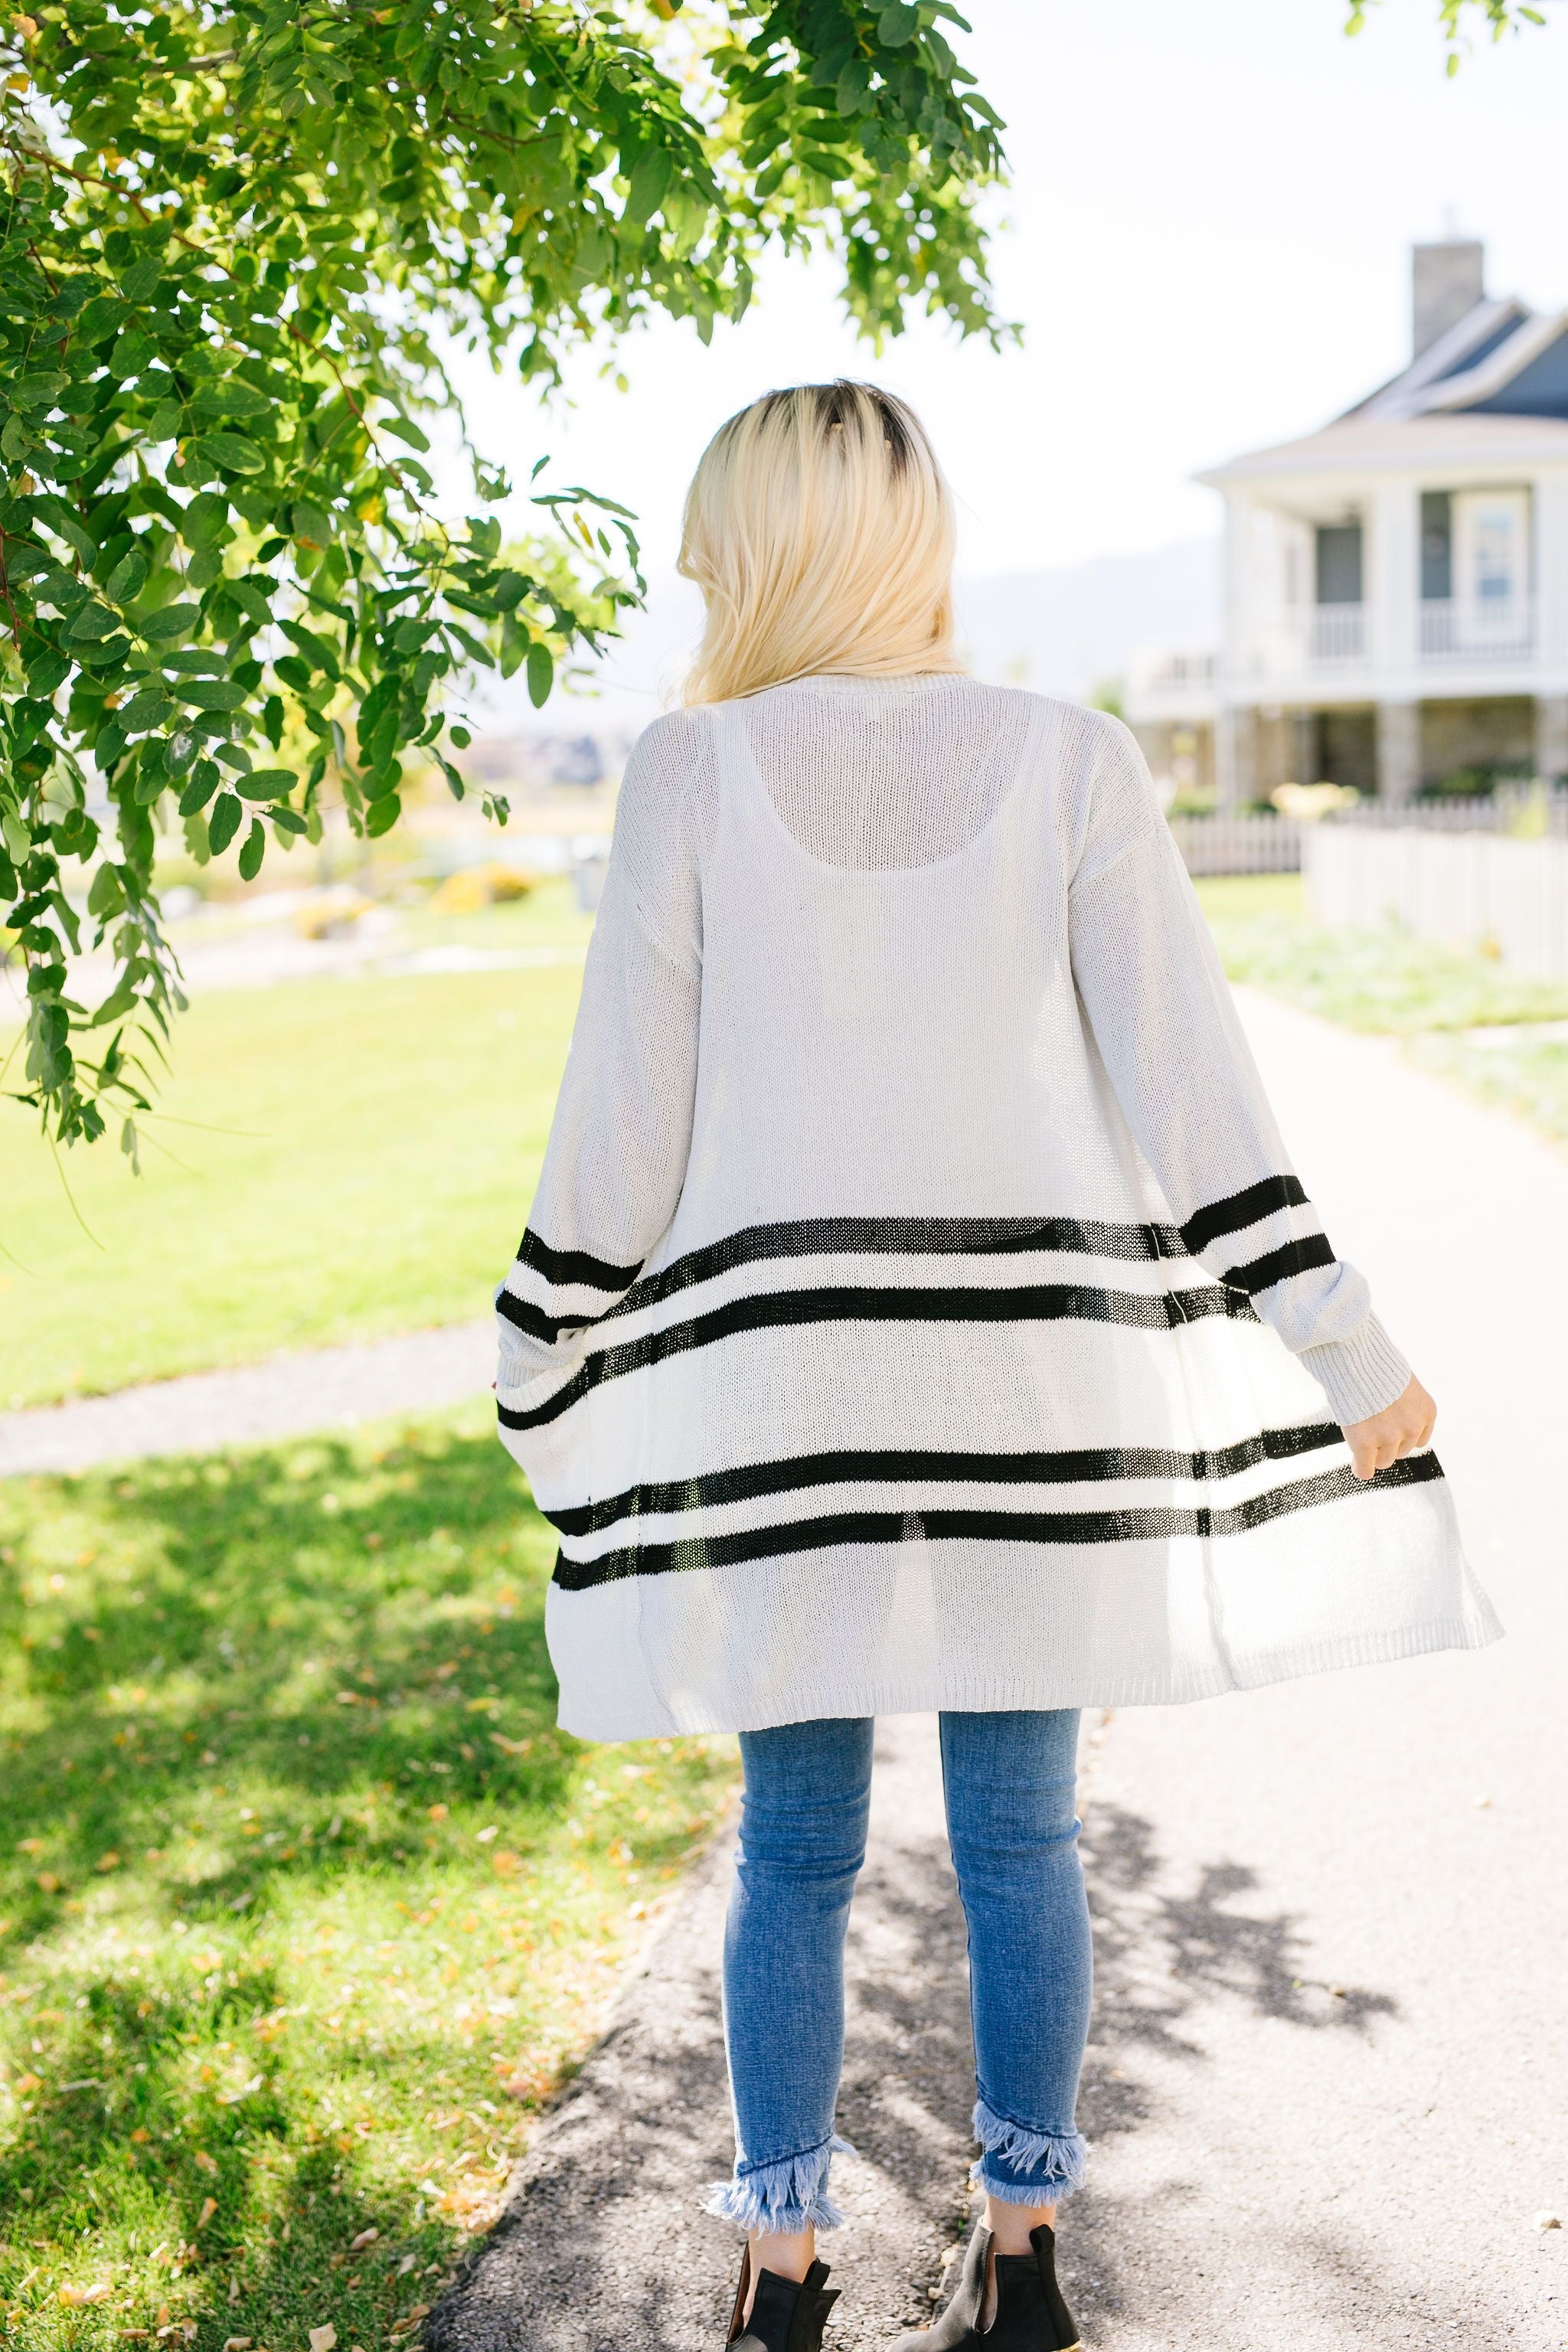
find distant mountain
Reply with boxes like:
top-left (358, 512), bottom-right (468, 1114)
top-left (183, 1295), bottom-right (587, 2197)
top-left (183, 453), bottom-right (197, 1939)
top-left (955, 539), bottom-right (1222, 701)
top-left (469, 537), bottom-right (1222, 738)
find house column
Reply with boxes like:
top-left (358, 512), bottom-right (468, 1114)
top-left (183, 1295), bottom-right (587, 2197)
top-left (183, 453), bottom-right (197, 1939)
top-left (1533, 472), bottom-right (1568, 668)
top-left (1370, 480), bottom-right (1419, 672)
top-left (1376, 701), bottom-right (1421, 802)
top-left (1537, 696), bottom-right (1568, 784)
top-left (1216, 705), bottom-right (1258, 811)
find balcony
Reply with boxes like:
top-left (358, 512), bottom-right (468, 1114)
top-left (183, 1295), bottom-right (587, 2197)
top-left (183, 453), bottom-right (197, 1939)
top-left (1419, 596), bottom-right (1534, 663)
top-left (1308, 603), bottom-right (1366, 663)
top-left (1269, 604), bottom-right (1367, 668)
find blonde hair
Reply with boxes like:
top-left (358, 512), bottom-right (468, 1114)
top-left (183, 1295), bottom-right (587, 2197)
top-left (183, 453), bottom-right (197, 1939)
top-left (678, 381), bottom-right (965, 705)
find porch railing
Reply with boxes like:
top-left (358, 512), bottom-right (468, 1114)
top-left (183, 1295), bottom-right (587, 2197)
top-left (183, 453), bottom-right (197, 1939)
top-left (1418, 596), bottom-right (1535, 662)
top-left (1306, 604), bottom-right (1366, 662)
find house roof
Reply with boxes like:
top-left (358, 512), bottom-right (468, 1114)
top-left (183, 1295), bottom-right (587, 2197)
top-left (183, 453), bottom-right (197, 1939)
top-left (1197, 410), bottom-right (1568, 488)
top-left (1201, 279), bottom-right (1568, 487)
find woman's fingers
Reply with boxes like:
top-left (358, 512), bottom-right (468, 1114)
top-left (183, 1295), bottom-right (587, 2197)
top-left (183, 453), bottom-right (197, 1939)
top-left (1343, 1374), bottom-right (1437, 1481)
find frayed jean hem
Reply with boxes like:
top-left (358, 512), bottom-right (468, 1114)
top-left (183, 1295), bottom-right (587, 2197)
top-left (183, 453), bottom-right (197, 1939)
top-left (703, 2132), bottom-right (856, 2234)
top-left (969, 2098), bottom-right (1087, 2207)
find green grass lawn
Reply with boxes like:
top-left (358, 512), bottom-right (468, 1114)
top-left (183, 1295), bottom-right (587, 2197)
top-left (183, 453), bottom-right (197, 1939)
top-left (0, 1399), bottom-right (735, 2347)
top-left (2, 886), bottom-right (593, 1408)
top-left (5, 870), bottom-right (1563, 1416)
top-left (1196, 874), bottom-right (1568, 1145)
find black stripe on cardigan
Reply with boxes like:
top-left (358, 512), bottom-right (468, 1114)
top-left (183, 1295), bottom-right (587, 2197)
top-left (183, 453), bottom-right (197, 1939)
top-left (1179, 1175), bottom-right (1311, 1257)
top-left (515, 1228), bottom-right (643, 1292)
top-left (549, 1452), bottom-right (1446, 1590)
top-left (497, 1279), bottom-right (1262, 1433)
top-left (1220, 1233), bottom-right (1338, 1298)
top-left (541, 1420), bottom-right (1345, 1540)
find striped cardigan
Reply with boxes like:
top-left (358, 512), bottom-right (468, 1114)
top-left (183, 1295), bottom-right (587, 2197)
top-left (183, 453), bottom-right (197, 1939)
top-left (495, 678), bottom-right (1498, 1740)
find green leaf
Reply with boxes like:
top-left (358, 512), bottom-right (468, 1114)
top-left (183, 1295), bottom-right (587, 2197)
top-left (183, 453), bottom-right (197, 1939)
top-left (526, 639), bottom-right (554, 707)
top-left (119, 257), bottom-right (164, 302)
top-left (118, 688), bottom-right (176, 733)
top-left (139, 603), bottom-right (201, 642)
top-left (877, 3), bottom-right (920, 41)
top-left (191, 380), bottom-right (274, 420)
top-left (196, 432), bottom-right (266, 475)
top-left (181, 492), bottom-right (230, 550)
top-left (237, 818), bottom-right (266, 880)
top-left (270, 805), bottom-right (309, 837)
top-left (364, 792), bottom-right (401, 837)
top-left (207, 791), bottom-right (243, 854)
top-left (237, 768), bottom-right (296, 800)
top-left (177, 763), bottom-right (220, 816)
top-left (381, 413), bottom-right (431, 452)
top-left (177, 678), bottom-right (247, 713)
top-left (87, 863), bottom-right (125, 919)
top-left (11, 371), bottom-right (69, 413)
top-left (292, 501), bottom-right (334, 548)
top-left (64, 602), bottom-right (120, 643)
top-left (625, 149), bottom-right (673, 227)
top-left (106, 550), bottom-right (149, 603)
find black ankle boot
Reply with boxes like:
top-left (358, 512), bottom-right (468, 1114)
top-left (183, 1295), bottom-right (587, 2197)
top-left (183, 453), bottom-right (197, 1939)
top-left (888, 2223), bottom-right (1079, 2349)
top-left (725, 2247), bottom-right (840, 2351)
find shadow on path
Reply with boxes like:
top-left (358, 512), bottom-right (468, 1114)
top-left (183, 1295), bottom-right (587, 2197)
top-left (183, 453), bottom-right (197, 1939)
top-left (427, 1738), bottom-right (1403, 2352)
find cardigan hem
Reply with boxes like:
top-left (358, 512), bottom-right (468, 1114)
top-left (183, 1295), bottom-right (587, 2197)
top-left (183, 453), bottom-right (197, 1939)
top-left (556, 1601), bottom-right (1504, 1743)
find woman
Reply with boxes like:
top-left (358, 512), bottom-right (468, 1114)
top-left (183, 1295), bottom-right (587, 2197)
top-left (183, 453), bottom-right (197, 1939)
top-left (495, 384), bottom-right (1499, 2350)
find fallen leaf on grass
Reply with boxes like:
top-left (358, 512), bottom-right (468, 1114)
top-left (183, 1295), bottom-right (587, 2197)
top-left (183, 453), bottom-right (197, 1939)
top-left (59, 2283), bottom-right (113, 2305)
top-left (198, 2197), bottom-right (217, 2228)
top-left (194, 2151), bottom-right (218, 2175)
top-left (223, 2338), bottom-right (253, 2349)
top-left (14, 2070), bottom-right (42, 2095)
top-left (97, 1850), bottom-right (122, 1871)
top-left (309, 2328), bottom-right (337, 2352)
top-left (348, 2228), bottom-right (378, 2250)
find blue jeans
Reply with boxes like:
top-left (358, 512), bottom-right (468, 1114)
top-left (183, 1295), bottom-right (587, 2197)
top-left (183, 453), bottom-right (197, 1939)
top-left (705, 1711), bottom-right (1092, 2233)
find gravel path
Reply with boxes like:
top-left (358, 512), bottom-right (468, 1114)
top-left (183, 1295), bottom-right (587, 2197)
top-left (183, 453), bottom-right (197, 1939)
top-left (0, 1319), bottom-right (493, 1477)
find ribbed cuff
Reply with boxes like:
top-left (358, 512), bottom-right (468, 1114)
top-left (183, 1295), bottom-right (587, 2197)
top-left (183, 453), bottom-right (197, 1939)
top-left (1300, 1313), bottom-right (1412, 1428)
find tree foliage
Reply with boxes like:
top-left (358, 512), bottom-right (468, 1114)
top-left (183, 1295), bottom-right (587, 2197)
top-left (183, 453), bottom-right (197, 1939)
top-left (0, 0), bottom-right (1007, 1154)
top-left (1346, 0), bottom-right (1547, 70)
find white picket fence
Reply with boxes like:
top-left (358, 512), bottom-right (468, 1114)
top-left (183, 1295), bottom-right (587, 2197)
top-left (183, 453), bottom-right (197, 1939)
top-left (1168, 815), bottom-right (1301, 876)
top-left (1304, 825), bottom-right (1568, 981)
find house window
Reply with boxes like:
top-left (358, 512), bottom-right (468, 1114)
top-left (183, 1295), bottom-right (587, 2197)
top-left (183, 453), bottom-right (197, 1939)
top-left (1419, 492), bottom-right (1452, 601)
top-left (1315, 521), bottom-right (1363, 606)
top-left (1472, 505), bottom-right (1516, 603)
top-left (1452, 488), bottom-right (1530, 628)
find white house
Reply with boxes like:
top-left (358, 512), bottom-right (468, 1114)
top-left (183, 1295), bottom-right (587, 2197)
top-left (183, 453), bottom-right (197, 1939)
top-left (1129, 241), bottom-right (1568, 805)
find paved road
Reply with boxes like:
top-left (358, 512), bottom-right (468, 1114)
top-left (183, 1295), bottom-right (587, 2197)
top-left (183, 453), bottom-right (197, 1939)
top-left (1057, 989), bottom-right (1566, 2350)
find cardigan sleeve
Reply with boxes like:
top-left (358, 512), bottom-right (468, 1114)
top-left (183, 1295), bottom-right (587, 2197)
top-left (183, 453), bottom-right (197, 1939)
top-left (494, 712), bottom-right (703, 1439)
top-left (1066, 714), bottom-right (1412, 1429)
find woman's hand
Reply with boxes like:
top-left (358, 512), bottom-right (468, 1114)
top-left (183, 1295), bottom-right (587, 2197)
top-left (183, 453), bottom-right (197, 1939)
top-left (1342, 1375), bottom-right (1436, 1481)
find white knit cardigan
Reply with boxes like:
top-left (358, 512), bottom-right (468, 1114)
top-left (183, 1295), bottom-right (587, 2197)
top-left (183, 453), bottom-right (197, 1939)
top-left (495, 677), bottom-right (1499, 1740)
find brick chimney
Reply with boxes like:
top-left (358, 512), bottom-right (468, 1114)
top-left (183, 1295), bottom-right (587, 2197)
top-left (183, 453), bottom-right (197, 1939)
top-left (1412, 240), bottom-right (1485, 359)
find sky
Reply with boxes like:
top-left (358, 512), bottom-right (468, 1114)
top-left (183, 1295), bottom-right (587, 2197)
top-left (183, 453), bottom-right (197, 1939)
top-left (445, 0), bottom-right (1568, 717)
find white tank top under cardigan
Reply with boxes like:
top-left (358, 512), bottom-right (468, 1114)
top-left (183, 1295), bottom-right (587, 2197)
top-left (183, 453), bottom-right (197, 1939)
top-left (493, 677), bottom-right (1499, 1741)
